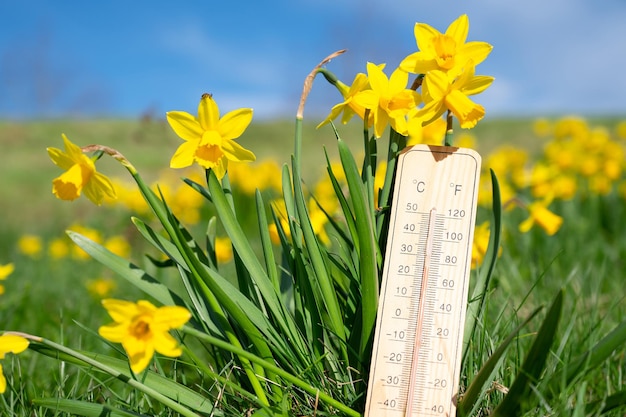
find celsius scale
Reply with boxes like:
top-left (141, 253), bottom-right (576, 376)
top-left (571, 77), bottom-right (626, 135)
top-left (364, 144), bottom-right (481, 417)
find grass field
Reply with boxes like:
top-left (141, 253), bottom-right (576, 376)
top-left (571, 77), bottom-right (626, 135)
top-left (1, 115), bottom-right (626, 416)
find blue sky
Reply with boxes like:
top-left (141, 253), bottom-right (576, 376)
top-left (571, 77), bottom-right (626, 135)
top-left (1, 0), bottom-right (625, 120)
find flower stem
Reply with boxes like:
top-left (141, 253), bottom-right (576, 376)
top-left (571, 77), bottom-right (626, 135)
top-left (444, 110), bottom-right (454, 146)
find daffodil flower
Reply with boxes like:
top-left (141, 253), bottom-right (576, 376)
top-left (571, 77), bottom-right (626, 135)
top-left (47, 134), bottom-right (117, 205)
top-left (317, 72), bottom-right (371, 128)
top-left (417, 64), bottom-right (494, 129)
top-left (0, 263), bottom-right (14, 296)
top-left (519, 199), bottom-right (563, 236)
top-left (352, 63), bottom-right (421, 138)
top-left (400, 14), bottom-right (492, 77)
top-left (98, 299), bottom-right (191, 374)
top-left (0, 334), bottom-right (29, 394)
top-left (166, 94), bottom-right (255, 178)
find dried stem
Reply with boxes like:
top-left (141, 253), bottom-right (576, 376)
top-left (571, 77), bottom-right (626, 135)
top-left (297, 49), bottom-right (347, 119)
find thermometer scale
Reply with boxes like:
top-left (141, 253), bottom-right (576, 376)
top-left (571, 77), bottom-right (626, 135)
top-left (365, 144), bottom-right (481, 417)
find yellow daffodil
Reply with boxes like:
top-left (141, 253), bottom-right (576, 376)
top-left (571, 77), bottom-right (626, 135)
top-left (406, 113), bottom-right (447, 146)
top-left (418, 63), bottom-right (494, 129)
top-left (400, 14), bottom-right (492, 77)
top-left (471, 222), bottom-right (490, 268)
top-left (318, 72), bottom-right (371, 128)
top-left (104, 235), bottom-right (131, 258)
top-left (214, 237), bottom-right (233, 263)
top-left (86, 278), bottom-right (117, 298)
top-left (99, 299), bottom-right (191, 374)
top-left (352, 63), bottom-right (421, 138)
top-left (17, 235), bottom-right (42, 258)
top-left (519, 199), bottom-right (563, 236)
top-left (48, 134), bottom-right (116, 205)
top-left (0, 263), bottom-right (14, 295)
top-left (48, 238), bottom-right (70, 260)
top-left (166, 94), bottom-right (255, 178)
top-left (0, 334), bottom-right (29, 394)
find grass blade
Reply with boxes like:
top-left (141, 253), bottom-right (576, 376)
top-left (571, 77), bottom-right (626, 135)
top-left (458, 306), bottom-right (542, 416)
top-left (31, 398), bottom-right (149, 417)
top-left (491, 289), bottom-right (563, 417)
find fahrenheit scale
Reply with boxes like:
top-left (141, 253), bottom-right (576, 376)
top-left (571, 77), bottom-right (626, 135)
top-left (364, 145), bottom-right (481, 417)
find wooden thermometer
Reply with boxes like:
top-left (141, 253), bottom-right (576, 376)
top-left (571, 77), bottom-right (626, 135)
top-left (364, 144), bottom-right (481, 417)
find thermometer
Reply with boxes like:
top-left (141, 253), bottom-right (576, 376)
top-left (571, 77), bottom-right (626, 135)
top-left (364, 144), bottom-right (481, 417)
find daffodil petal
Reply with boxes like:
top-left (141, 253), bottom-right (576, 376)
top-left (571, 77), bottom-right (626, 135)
top-left (445, 90), bottom-right (485, 129)
top-left (153, 306), bottom-right (192, 329)
top-left (52, 164), bottom-right (85, 201)
top-left (366, 62), bottom-right (388, 95)
top-left (457, 41), bottom-right (493, 68)
top-left (221, 140), bottom-right (256, 163)
top-left (166, 111), bottom-right (203, 142)
top-left (91, 172), bottom-right (117, 199)
top-left (348, 72), bottom-right (369, 95)
top-left (446, 14), bottom-right (469, 46)
top-left (170, 141), bottom-right (198, 169)
top-left (198, 95), bottom-right (220, 131)
top-left (218, 108), bottom-right (253, 140)
top-left (83, 172), bottom-right (116, 205)
top-left (0, 364), bottom-right (5, 394)
top-left (152, 331), bottom-right (183, 357)
top-left (62, 134), bottom-right (85, 162)
top-left (212, 157), bottom-right (228, 179)
top-left (518, 217), bottom-right (534, 233)
top-left (98, 322), bottom-right (129, 343)
top-left (414, 22), bottom-right (440, 51)
top-left (415, 99), bottom-right (447, 127)
top-left (317, 102), bottom-right (346, 128)
top-left (136, 300), bottom-right (157, 312)
top-left (423, 71), bottom-right (449, 100)
top-left (389, 68), bottom-right (409, 94)
top-left (460, 75), bottom-right (495, 96)
top-left (0, 264), bottom-right (14, 280)
top-left (0, 335), bottom-right (29, 356)
top-left (47, 147), bottom-right (74, 170)
top-left (352, 90), bottom-right (379, 111)
top-left (399, 52), bottom-right (438, 75)
top-left (123, 337), bottom-right (153, 374)
top-left (373, 108), bottom-right (389, 138)
top-left (101, 299), bottom-right (140, 323)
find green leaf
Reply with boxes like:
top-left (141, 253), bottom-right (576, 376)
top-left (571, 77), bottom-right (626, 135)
top-left (66, 231), bottom-right (184, 308)
top-left (32, 398), bottom-right (148, 417)
top-left (206, 169), bottom-right (309, 364)
top-left (594, 390), bottom-right (626, 414)
top-left (337, 137), bottom-right (379, 362)
top-left (548, 320), bottom-right (626, 397)
top-left (463, 169), bottom-right (502, 362)
top-left (491, 290), bottom-right (563, 417)
top-left (255, 189), bottom-right (280, 292)
top-left (288, 120), bottom-right (348, 356)
top-left (29, 343), bottom-right (216, 415)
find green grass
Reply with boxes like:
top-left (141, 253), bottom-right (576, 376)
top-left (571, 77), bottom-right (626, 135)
top-left (1, 116), bottom-right (626, 416)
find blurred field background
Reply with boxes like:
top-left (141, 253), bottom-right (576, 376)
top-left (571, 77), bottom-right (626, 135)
top-left (2, 1), bottom-right (626, 415)
top-left (2, 113), bottom-right (626, 416)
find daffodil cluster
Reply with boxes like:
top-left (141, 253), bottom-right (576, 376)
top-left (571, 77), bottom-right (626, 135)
top-left (320, 14), bottom-right (494, 141)
top-left (476, 116), bottom-right (626, 238)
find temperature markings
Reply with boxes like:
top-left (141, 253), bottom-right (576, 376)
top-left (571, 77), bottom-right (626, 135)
top-left (364, 145), bottom-right (481, 417)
